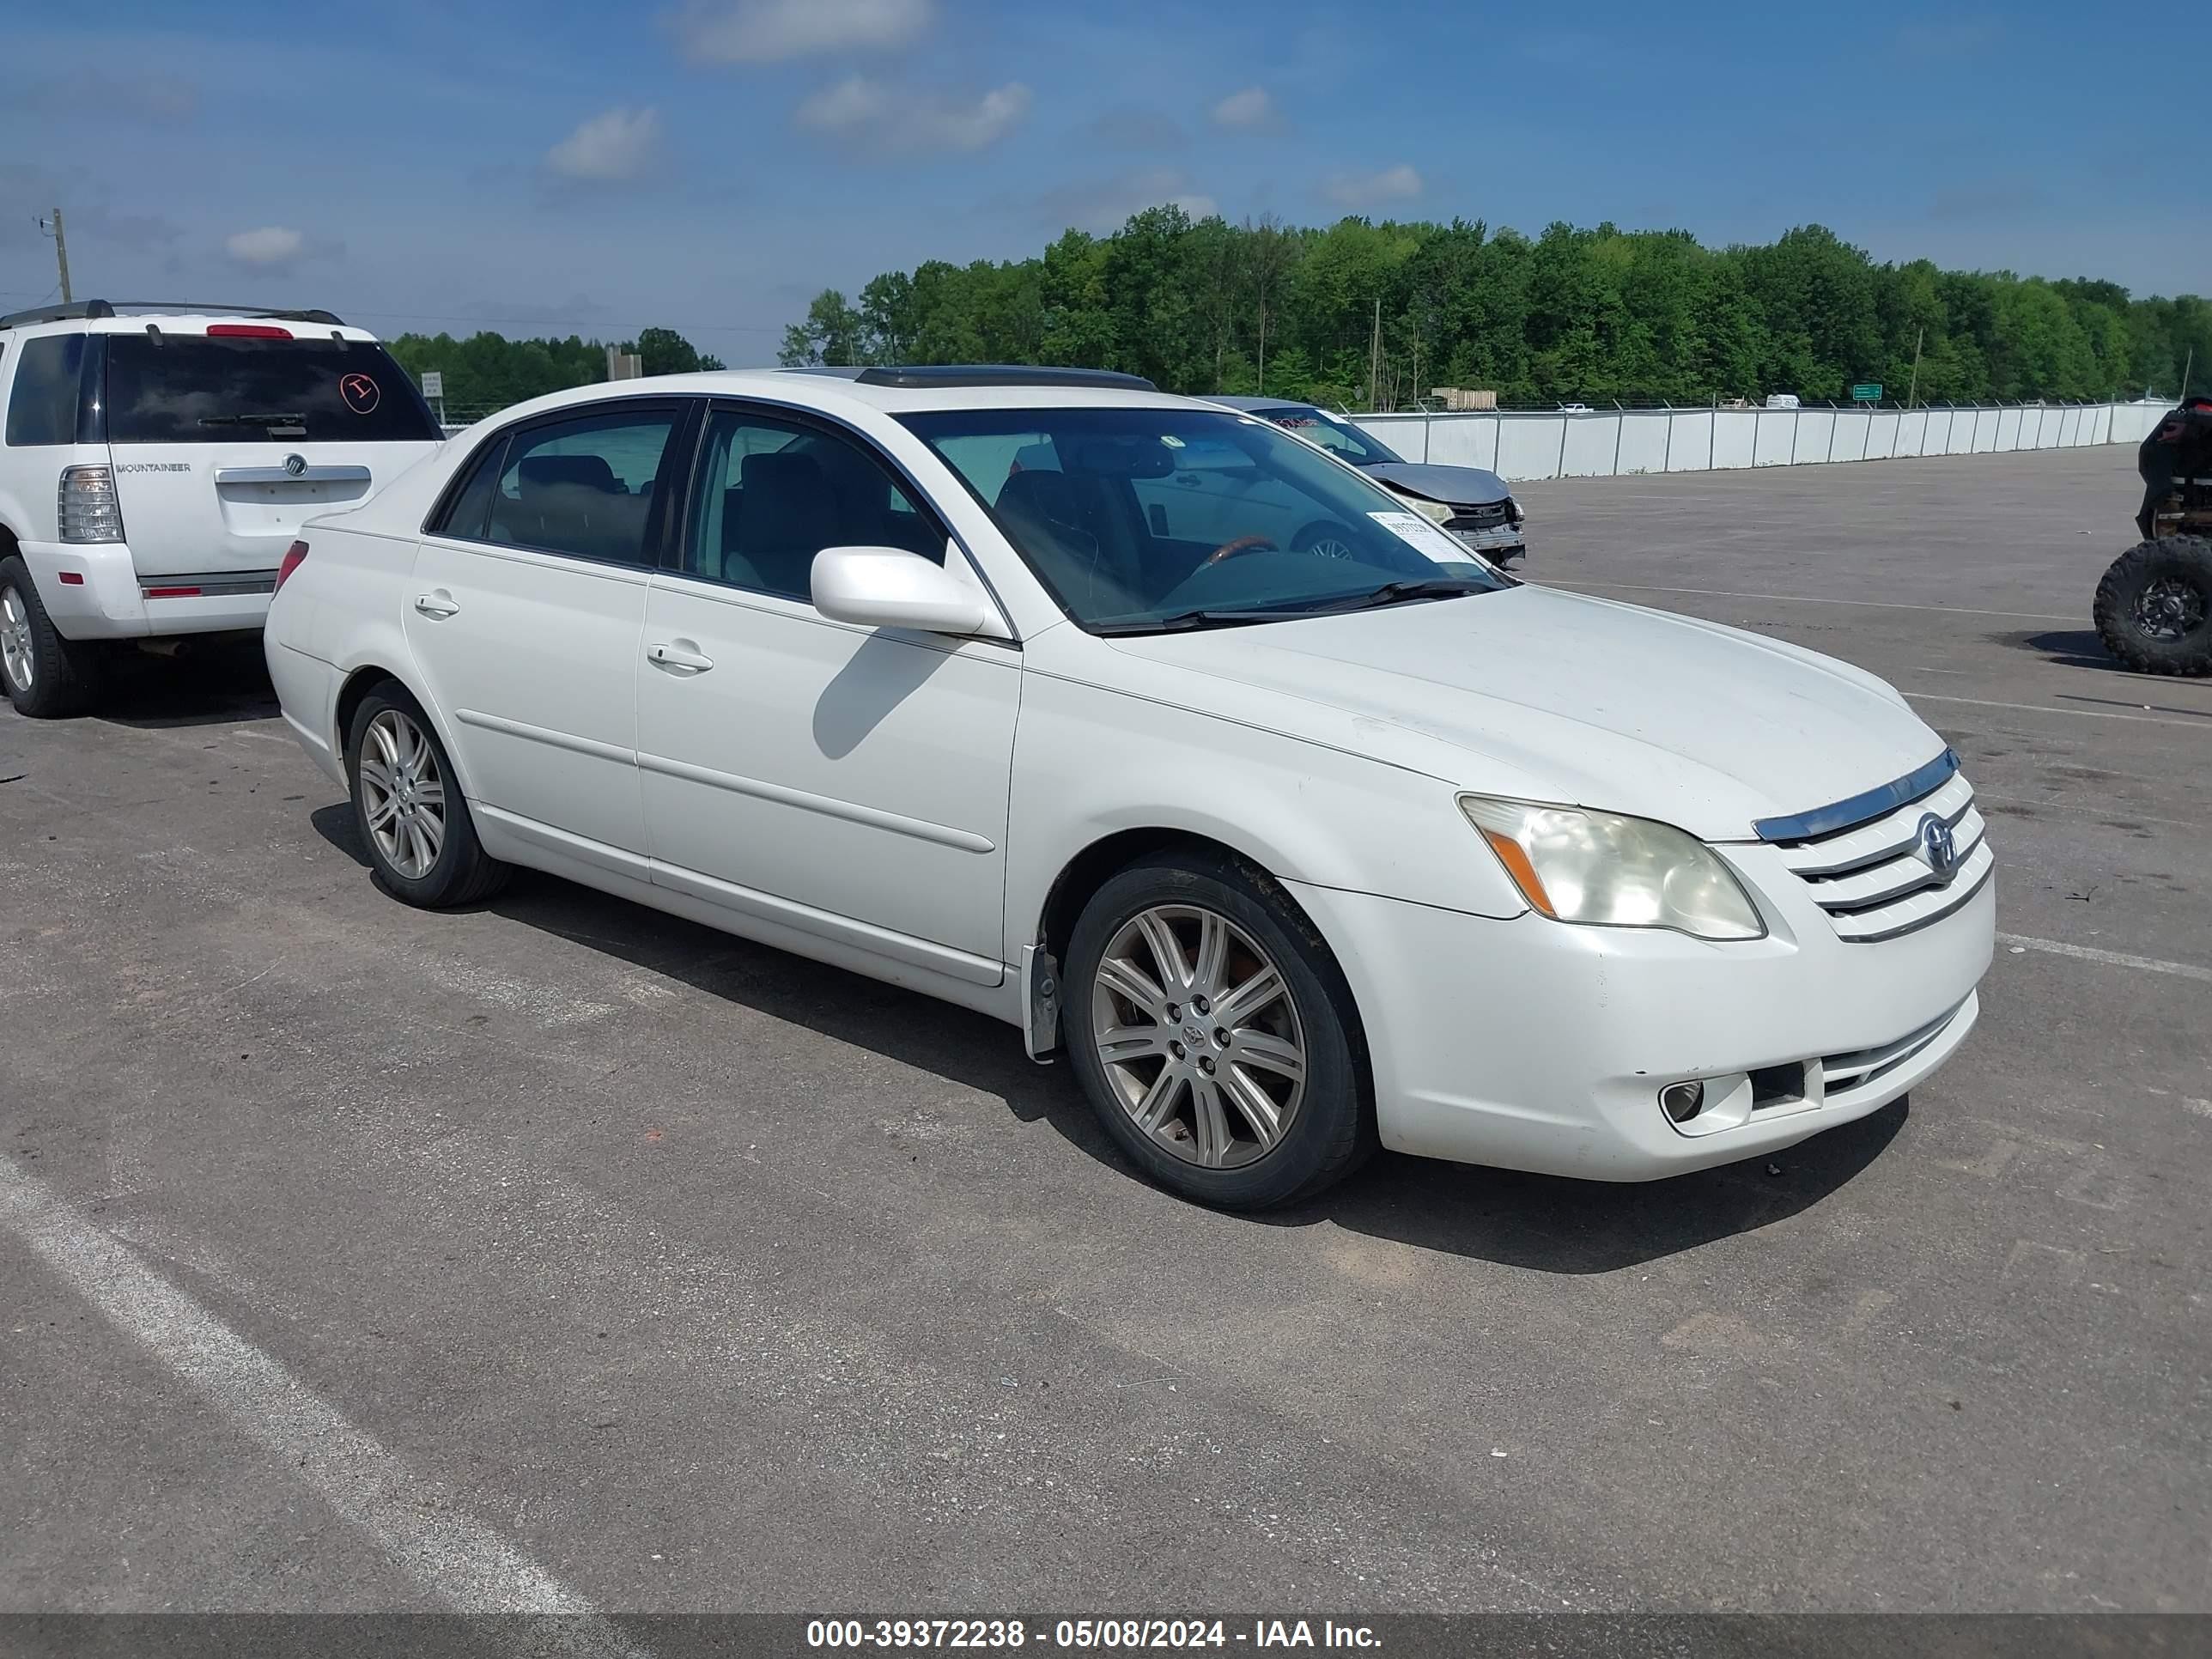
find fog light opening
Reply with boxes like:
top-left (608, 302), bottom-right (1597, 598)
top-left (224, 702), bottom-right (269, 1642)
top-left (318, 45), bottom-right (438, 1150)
top-left (1660, 1080), bottom-right (1705, 1124)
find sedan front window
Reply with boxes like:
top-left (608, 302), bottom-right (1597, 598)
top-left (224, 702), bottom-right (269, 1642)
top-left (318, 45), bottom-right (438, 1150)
top-left (902, 407), bottom-right (1509, 634)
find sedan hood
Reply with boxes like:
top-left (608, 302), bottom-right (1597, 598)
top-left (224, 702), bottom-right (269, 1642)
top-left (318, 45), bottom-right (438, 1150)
top-left (1102, 585), bottom-right (1944, 841)
top-left (1363, 460), bottom-right (1510, 506)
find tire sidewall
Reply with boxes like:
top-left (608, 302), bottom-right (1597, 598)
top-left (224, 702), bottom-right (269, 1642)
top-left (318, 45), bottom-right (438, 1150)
top-left (346, 688), bottom-right (485, 905)
top-left (2096, 537), bottom-right (2212, 675)
top-left (1064, 856), bottom-right (1370, 1209)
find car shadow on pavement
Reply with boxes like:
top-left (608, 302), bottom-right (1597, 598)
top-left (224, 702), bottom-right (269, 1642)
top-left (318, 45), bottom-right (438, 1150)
top-left (303, 812), bottom-right (1909, 1274)
top-left (1258, 1102), bottom-right (1907, 1273)
top-left (94, 641), bottom-right (280, 730)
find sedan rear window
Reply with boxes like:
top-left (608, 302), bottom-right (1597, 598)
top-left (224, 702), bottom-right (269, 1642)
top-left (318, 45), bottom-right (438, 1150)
top-left (104, 335), bottom-right (441, 444)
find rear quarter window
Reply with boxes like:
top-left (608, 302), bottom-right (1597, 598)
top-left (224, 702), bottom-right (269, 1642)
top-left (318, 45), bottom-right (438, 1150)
top-left (104, 336), bottom-right (441, 444)
top-left (5, 334), bottom-right (89, 447)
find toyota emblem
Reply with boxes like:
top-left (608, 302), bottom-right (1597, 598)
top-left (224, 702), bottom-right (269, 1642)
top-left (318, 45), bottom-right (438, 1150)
top-left (283, 453), bottom-right (307, 477)
top-left (1917, 812), bottom-right (1959, 884)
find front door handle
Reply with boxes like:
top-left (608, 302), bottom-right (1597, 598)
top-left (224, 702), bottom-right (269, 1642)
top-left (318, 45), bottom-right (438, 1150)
top-left (647, 641), bottom-right (714, 673)
top-left (413, 592), bottom-right (460, 620)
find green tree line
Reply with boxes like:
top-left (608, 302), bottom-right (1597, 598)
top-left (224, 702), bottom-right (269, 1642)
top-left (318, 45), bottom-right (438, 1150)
top-left (382, 325), bottom-right (723, 415)
top-left (778, 213), bottom-right (2210, 410)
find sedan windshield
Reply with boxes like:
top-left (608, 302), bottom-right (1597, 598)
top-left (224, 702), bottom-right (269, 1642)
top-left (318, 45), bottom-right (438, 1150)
top-left (1249, 405), bottom-right (1405, 466)
top-left (900, 407), bottom-right (1507, 634)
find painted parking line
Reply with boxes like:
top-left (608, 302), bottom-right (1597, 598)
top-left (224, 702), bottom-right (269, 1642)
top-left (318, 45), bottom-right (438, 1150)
top-left (1996, 933), bottom-right (2212, 984)
top-left (0, 1157), bottom-right (649, 1651)
top-left (1907, 692), bottom-right (2212, 732)
top-left (1535, 577), bottom-right (2077, 623)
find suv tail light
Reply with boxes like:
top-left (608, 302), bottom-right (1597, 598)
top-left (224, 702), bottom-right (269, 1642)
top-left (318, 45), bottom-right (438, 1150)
top-left (275, 540), bottom-right (309, 593)
top-left (58, 465), bottom-right (125, 543)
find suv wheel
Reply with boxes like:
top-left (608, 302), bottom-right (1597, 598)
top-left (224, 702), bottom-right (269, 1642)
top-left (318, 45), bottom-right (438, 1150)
top-left (1064, 851), bottom-right (1374, 1209)
top-left (346, 686), bottom-right (509, 907)
top-left (0, 556), bottom-right (105, 718)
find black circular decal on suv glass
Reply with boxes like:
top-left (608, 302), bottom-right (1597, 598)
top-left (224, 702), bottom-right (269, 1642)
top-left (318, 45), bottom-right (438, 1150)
top-left (338, 374), bottom-right (380, 415)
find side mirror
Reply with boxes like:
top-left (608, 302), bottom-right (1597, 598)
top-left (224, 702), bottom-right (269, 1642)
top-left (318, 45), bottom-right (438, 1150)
top-left (811, 545), bottom-right (991, 636)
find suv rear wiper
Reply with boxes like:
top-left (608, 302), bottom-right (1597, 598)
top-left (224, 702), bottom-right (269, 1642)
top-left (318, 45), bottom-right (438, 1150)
top-left (198, 412), bottom-right (307, 428)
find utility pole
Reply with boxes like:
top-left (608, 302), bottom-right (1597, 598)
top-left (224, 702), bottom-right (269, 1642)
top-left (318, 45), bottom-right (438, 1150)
top-left (2183, 348), bottom-right (2195, 401)
top-left (1905, 327), bottom-right (1923, 410)
top-left (1369, 297), bottom-right (1382, 412)
top-left (35, 207), bottom-right (71, 304)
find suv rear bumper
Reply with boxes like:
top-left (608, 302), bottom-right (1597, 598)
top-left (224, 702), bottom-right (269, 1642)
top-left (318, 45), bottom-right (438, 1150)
top-left (18, 541), bottom-right (275, 640)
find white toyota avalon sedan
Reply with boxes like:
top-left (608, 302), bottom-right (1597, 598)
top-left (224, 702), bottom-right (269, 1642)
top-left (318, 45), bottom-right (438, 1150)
top-left (265, 365), bottom-right (1993, 1209)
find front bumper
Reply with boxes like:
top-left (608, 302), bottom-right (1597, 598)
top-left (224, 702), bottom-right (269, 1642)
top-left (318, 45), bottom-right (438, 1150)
top-left (1450, 524), bottom-right (1526, 560)
top-left (1285, 862), bottom-right (1993, 1181)
top-left (19, 541), bottom-right (275, 641)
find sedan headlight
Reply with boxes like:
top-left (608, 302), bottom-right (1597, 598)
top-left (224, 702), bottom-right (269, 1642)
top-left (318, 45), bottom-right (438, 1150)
top-left (1458, 795), bottom-right (1765, 940)
top-left (1407, 495), bottom-right (1454, 526)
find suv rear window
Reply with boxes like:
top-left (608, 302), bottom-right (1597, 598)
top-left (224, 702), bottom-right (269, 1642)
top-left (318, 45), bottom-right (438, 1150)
top-left (104, 335), bottom-right (441, 444)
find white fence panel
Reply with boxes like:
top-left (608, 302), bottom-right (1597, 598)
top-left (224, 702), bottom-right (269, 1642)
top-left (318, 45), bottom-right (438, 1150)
top-left (1867, 410), bottom-right (1899, 459)
top-left (1431, 416), bottom-right (1499, 470)
top-left (1711, 410), bottom-right (1757, 469)
top-left (1794, 409), bottom-right (1837, 462)
top-left (1496, 416), bottom-right (1566, 481)
top-left (1667, 410), bottom-right (1715, 471)
top-left (1560, 415), bottom-right (1618, 477)
top-left (1751, 410), bottom-right (1794, 466)
top-left (1615, 413), bottom-right (1672, 474)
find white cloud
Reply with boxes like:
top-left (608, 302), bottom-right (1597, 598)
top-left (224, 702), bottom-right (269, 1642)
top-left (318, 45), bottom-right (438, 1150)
top-left (796, 77), bottom-right (1032, 156)
top-left (224, 226), bottom-right (305, 267)
top-left (673, 0), bottom-right (932, 64)
top-left (1210, 87), bottom-right (1277, 131)
top-left (1322, 163), bottom-right (1424, 210)
top-left (1035, 169), bottom-right (1218, 233)
top-left (547, 106), bottom-right (662, 182)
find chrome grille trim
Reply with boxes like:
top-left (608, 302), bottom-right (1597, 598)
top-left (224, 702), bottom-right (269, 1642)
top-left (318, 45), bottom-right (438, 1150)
top-left (1753, 748), bottom-right (1960, 844)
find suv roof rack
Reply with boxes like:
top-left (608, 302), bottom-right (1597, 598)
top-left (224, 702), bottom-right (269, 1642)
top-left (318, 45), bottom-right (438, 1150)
top-left (0, 300), bottom-right (346, 330)
top-left (786, 364), bottom-right (1158, 392)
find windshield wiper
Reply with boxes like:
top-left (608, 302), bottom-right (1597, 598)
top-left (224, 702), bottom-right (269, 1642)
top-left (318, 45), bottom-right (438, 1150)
top-left (1310, 576), bottom-right (1495, 612)
top-left (1091, 607), bottom-right (1324, 635)
top-left (198, 412), bottom-right (307, 428)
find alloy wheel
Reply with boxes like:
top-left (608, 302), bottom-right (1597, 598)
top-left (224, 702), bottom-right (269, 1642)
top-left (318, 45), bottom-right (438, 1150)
top-left (1090, 903), bottom-right (1307, 1170)
top-left (1, 586), bottom-right (33, 693)
top-left (2136, 575), bottom-right (2206, 642)
top-left (359, 708), bottom-right (447, 880)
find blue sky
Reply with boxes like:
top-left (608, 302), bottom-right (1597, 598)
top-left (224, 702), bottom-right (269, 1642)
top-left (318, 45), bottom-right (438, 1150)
top-left (0, 0), bottom-right (2201, 358)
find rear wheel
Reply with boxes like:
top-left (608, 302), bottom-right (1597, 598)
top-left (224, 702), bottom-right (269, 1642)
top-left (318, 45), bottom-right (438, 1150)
top-left (1065, 851), bottom-right (1372, 1209)
top-left (346, 686), bottom-right (509, 907)
top-left (0, 556), bottom-right (106, 718)
top-left (2094, 536), bottom-right (2212, 677)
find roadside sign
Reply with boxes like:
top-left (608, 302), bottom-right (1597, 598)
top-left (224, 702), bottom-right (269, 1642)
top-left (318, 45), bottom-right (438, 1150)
top-left (421, 371), bottom-right (444, 399)
top-left (1850, 383), bottom-right (1882, 402)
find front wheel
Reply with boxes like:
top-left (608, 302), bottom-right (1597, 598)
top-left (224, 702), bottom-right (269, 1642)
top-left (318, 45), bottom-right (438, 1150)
top-left (2094, 536), bottom-right (2212, 677)
top-left (1064, 852), bottom-right (1372, 1209)
top-left (346, 686), bottom-right (509, 907)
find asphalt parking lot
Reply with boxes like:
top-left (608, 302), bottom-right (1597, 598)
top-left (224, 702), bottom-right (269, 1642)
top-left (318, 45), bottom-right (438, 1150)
top-left (3, 443), bottom-right (2207, 1619)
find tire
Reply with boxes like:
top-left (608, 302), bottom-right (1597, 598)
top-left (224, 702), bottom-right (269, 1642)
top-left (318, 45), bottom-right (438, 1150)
top-left (2094, 536), bottom-right (2212, 677)
top-left (1291, 520), bottom-right (1363, 561)
top-left (1, 556), bottom-right (106, 718)
top-left (345, 684), bottom-right (509, 908)
top-left (1064, 850), bottom-right (1374, 1210)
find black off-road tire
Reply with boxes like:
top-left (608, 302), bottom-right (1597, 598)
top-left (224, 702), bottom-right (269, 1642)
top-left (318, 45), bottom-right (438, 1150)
top-left (1064, 850), bottom-right (1375, 1210)
top-left (345, 684), bottom-right (510, 908)
top-left (2094, 536), bottom-right (2212, 677)
top-left (0, 556), bottom-right (106, 718)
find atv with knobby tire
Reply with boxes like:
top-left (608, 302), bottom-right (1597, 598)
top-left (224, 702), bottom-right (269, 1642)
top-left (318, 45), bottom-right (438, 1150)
top-left (2094, 398), bottom-right (2212, 677)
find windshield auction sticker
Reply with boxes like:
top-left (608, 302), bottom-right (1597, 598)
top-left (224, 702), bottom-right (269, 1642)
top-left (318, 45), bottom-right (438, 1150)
top-left (1370, 509), bottom-right (1473, 563)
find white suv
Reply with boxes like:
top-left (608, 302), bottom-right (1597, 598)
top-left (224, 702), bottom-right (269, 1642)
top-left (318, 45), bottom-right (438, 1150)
top-left (265, 365), bottom-right (1994, 1209)
top-left (0, 301), bottom-right (443, 716)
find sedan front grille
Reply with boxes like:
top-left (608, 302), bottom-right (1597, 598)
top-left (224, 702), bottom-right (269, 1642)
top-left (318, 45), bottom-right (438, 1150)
top-left (1759, 753), bottom-right (1991, 942)
top-left (1444, 501), bottom-right (1510, 529)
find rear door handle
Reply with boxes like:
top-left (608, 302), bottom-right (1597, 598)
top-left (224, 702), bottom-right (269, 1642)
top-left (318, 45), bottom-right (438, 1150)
top-left (647, 641), bottom-right (714, 673)
top-left (413, 592), bottom-right (460, 619)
